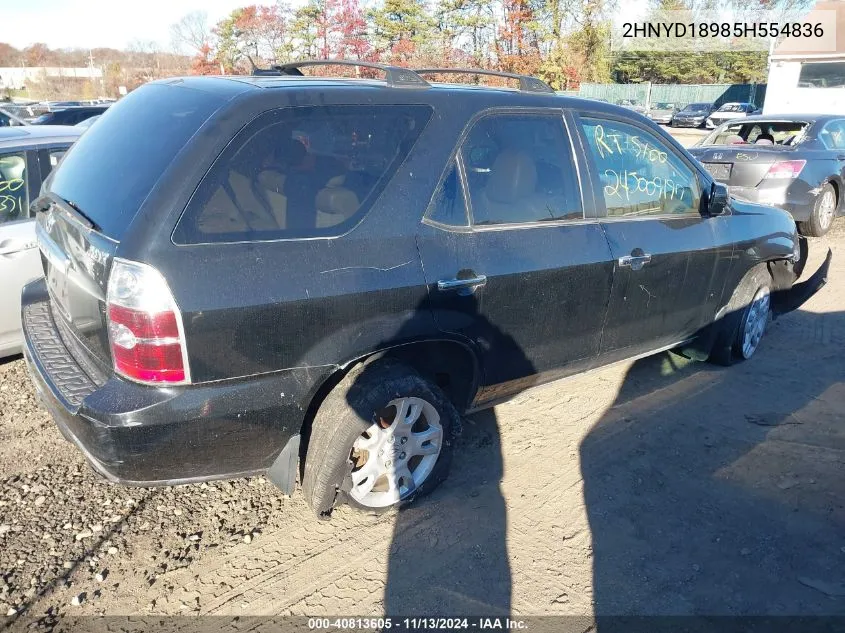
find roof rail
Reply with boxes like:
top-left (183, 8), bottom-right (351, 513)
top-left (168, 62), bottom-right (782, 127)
top-left (414, 68), bottom-right (554, 94)
top-left (253, 60), bottom-right (430, 89)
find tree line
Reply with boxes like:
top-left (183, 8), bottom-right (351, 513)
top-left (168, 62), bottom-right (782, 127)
top-left (3, 0), bottom-right (814, 98)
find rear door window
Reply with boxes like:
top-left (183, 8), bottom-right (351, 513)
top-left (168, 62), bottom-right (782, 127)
top-left (46, 84), bottom-right (225, 239)
top-left (174, 105), bottom-right (432, 243)
top-left (820, 120), bottom-right (845, 149)
top-left (458, 112), bottom-right (582, 226)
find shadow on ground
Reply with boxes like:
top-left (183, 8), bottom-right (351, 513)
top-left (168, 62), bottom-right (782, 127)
top-left (582, 308), bottom-right (845, 622)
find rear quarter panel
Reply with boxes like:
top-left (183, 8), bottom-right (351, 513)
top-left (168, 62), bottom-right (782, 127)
top-left (123, 85), bottom-right (482, 383)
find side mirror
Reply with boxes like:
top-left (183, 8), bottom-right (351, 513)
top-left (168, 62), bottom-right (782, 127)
top-left (707, 181), bottom-right (729, 216)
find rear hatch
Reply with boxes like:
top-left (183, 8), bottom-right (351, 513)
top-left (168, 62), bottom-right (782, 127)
top-left (36, 201), bottom-right (116, 368)
top-left (35, 82), bottom-right (226, 370)
top-left (689, 145), bottom-right (797, 188)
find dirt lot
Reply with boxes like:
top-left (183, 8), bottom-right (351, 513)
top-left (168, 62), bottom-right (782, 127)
top-left (1, 209), bottom-right (844, 626)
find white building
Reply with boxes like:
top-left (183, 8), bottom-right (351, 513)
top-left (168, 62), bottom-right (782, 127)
top-left (764, 1), bottom-right (845, 115)
top-left (0, 67), bottom-right (103, 91)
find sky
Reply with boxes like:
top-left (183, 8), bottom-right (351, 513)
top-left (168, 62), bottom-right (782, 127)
top-left (1, 0), bottom-right (652, 54)
top-left (0, 0), bottom-right (271, 51)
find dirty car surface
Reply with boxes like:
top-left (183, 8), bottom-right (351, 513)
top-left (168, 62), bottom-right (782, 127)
top-left (19, 62), bottom-right (830, 516)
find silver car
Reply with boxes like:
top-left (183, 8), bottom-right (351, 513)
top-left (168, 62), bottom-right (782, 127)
top-left (0, 125), bottom-right (81, 357)
top-left (647, 102), bottom-right (679, 125)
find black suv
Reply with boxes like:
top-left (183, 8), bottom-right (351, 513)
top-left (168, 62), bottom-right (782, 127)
top-left (31, 106), bottom-right (109, 126)
top-left (21, 61), bottom-right (829, 517)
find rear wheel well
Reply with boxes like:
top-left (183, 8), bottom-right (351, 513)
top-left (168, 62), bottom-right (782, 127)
top-left (297, 341), bottom-right (479, 479)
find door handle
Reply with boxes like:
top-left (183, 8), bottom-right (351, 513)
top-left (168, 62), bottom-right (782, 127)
top-left (437, 274), bottom-right (487, 295)
top-left (618, 253), bottom-right (652, 271)
top-left (0, 239), bottom-right (36, 256)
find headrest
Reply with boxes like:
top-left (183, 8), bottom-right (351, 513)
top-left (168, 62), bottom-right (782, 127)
top-left (0, 155), bottom-right (25, 181)
top-left (257, 170), bottom-right (286, 193)
top-left (485, 150), bottom-right (537, 204)
top-left (316, 185), bottom-right (359, 217)
top-left (727, 135), bottom-right (745, 145)
top-left (326, 175), bottom-right (346, 187)
top-left (754, 138), bottom-right (774, 145)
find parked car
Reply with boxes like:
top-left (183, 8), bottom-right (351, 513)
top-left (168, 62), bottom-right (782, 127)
top-left (706, 102), bottom-right (757, 129)
top-left (0, 107), bottom-right (27, 127)
top-left (648, 102), bottom-right (679, 125)
top-left (0, 125), bottom-right (82, 357)
top-left (21, 62), bottom-right (828, 518)
top-left (689, 114), bottom-right (845, 237)
top-left (672, 102), bottom-right (715, 128)
top-left (31, 106), bottom-right (109, 126)
top-left (616, 98), bottom-right (646, 114)
top-left (74, 114), bottom-right (101, 129)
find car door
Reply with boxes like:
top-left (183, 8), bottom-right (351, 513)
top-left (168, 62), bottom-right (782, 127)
top-left (0, 147), bottom-right (42, 355)
top-left (416, 109), bottom-right (616, 406)
top-left (573, 112), bottom-right (728, 364)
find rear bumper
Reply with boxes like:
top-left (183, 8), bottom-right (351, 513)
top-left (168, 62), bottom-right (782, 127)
top-left (21, 278), bottom-right (322, 486)
top-left (730, 181), bottom-right (820, 222)
top-left (672, 118), bottom-right (705, 127)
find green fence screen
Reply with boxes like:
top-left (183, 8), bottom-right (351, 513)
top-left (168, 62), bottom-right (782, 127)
top-left (571, 83), bottom-right (766, 109)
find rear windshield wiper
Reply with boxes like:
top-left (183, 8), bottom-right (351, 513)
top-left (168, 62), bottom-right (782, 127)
top-left (50, 194), bottom-right (100, 231)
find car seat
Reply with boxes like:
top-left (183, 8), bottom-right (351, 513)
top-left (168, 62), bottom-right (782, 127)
top-left (475, 150), bottom-right (544, 223)
top-left (315, 175), bottom-right (360, 228)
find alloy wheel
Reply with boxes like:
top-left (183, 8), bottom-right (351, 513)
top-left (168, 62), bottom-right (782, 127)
top-left (818, 189), bottom-right (836, 231)
top-left (741, 286), bottom-right (771, 359)
top-left (348, 396), bottom-right (443, 508)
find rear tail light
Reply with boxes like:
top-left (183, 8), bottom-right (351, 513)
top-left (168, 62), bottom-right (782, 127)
top-left (763, 160), bottom-right (806, 180)
top-left (106, 259), bottom-right (191, 385)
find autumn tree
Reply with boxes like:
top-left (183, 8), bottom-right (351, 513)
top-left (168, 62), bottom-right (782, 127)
top-left (369, 0), bottom-right (436, 63)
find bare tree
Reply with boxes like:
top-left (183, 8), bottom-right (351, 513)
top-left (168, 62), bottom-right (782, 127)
top-left (170, 11), bottom-right (212, 56)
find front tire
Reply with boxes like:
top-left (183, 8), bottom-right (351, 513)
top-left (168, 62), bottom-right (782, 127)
top-left (709, 266), bottom-right (773, 366)
top-left (302, 360), bottom-right (459, 518)
top-left (798, 182), bottom-right (837, 237)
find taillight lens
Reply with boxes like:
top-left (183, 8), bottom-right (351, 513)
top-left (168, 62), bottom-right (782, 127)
top-left (106, 259), bottom-right (191, 385)
top-left (763, 160), bottom-right (806, 180)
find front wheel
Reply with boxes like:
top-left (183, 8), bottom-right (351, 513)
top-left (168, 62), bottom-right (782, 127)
top-left (709, 266), bottom-right (773, 366)
top-left (798, 182), bottom-right (837, 237)
top-left (302, 360), bottom-right (459, 517)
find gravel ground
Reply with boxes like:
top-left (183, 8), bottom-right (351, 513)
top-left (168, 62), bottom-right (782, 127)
top-left (1, 224), bottom-right (844, 631)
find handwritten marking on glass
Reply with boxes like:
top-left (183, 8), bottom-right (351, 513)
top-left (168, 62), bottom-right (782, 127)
top-left (0, 179), bottom-right (25, 216)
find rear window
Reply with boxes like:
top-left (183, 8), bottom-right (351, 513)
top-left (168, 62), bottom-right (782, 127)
top-left (173, 104), bottom-right (432, 244)
top-left (705, 121), bottom-right (808, 146)
top-left (47, 84), bottom-right (224, 239)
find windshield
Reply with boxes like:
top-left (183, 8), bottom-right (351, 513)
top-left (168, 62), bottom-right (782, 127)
top-left (683, 104), bottom-right (709, 113)
top-left (654, 103), bottom-right (675, 110)
top-left (47, 83), bottom-right (224, 239)
top-left (718, 104), bottom-right (744, 112)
